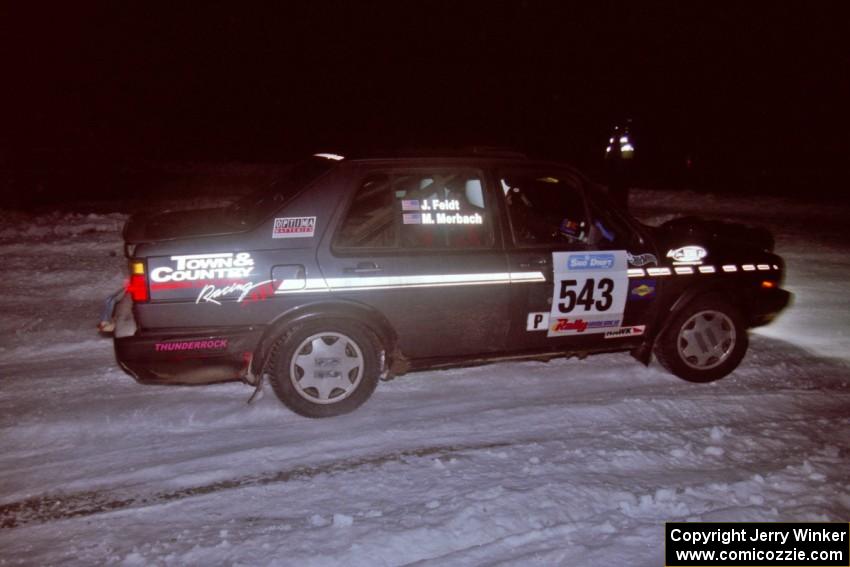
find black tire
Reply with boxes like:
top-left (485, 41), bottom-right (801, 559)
top-left (267, 319), bottom-right (380, 418)
top-left (654, 296), bottom-right (748, 383)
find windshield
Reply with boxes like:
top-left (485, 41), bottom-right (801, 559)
top-left (583, 181), bottom-right (646, 248)
top-left (227, 158), bottom-right (334, 226)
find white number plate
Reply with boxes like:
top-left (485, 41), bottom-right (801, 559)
top-left (547, 251), bottom-right (628, 336)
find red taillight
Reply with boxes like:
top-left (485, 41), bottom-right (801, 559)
top-left (127, 261), bottom-right (149, 302)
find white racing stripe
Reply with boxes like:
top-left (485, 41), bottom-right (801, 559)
top-left (275, 271), bottom-right (545, 294)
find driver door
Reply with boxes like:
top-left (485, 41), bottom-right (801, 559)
top-left (501, 167), bottom-right (646, 352)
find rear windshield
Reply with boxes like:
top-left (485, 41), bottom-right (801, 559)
top-left (227, 158), bottom-right (333, 226)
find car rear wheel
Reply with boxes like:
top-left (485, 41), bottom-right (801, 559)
top-left (654, 296), bottom-right (748, 383)
top-left (268, 320), bottom-right (380, 418)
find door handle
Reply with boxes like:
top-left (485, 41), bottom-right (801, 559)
top-left (344, 262), bottom-right (383, 274)
top-left (519, 257), bottom-right (549, 269)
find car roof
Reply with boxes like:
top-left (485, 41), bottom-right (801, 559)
top-left (342, 147), bottom-right (530, 161)
top-left (317, 148), bottom-right (585, 177)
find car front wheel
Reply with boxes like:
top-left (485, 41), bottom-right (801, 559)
top-left (268, 320), bottom-right (380, 418)
top-left (654, 296), bottom-right (748, 383)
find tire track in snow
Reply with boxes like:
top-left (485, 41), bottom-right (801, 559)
top-left (0, 441), bottom-right (513, 530)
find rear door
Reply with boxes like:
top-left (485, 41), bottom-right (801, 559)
top-left (316, 163), bottom-right (510, 360)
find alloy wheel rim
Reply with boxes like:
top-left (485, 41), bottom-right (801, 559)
top-left (676, 310), bottom-right (736, 370)
top-left (290, 332), bottom-right (364, 404)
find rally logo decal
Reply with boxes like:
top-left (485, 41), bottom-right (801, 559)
top-left (667, 245), bottom-right (707, 265)
top-left (196, 280), bottom-right (275, 306)
top-left (551, 318), bottom-right (588, 333)
top-left (149, 252), bottom-right (273, 306)
top-left (150, 252), bottom-right (254, 285)
top-left (273, 216), bottom-right (316, 238)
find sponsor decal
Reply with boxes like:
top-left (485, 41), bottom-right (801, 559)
top-left (586, 319), bottom-right (620, 329)
top-left (629, 278), bottom-right (657, 300)
top-left (604, 325), bottom-right (646, 339)
top-left (567, 253), bottom-right (616, 270)
top-left (273, 216), bottom-right (316, 238)
top-left (155, 338), bottom-right (228, 352)
top-left (627, 251), bottom-right (658, 267)
top-left (401, 199), bottom-right (420, 211)
top-left (551, 318), bottom-right (588, 333)
top-left (196, 279), bottom-right (274, 306)
top-left (666, 245), bottom-right (707, 264)
top-left (526, 312), bottom-right (549, 331)
top-left (150, 252), bottom-right (254, 283)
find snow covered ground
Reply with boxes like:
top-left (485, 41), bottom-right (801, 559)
top-left (0, 189), bottom-right (848, 566)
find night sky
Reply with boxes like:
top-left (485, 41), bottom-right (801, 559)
top-left (4, 2), bottom-right (848, 201)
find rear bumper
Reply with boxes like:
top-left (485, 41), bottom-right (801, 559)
top-left (115, 327), bottom-right (264, 385)
top-left (749, 287), bottom-right (793, 327)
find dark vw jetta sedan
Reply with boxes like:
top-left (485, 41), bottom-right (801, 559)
top-left (109, 151), bottom-right (791, 417)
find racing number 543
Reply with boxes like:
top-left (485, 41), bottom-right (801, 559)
top-left (558, 278), bottom-right (614, 313)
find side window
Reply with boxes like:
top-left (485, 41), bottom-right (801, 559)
top-left (586, 195), bottom-right (635, 250)
top-left (500, 170), bottom-right (588, 246)
top-left (336, 170), bottom-right (493, 251)
top-left (335, 174), bottom-right (396, 248)
top-left (395, 172), bottom-right (492, 249)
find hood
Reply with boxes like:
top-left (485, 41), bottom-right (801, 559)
top-left (652, 216), bottom-right (775, 262)
top-left (123, 208), bottom-right (247, 244)
top-left (657, 217), bottom-right (774, 252)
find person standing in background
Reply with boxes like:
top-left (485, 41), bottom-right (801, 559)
top-left (604, 120), bottom-right (635, 210)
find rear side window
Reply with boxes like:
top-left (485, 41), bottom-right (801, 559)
top-left (500, 169), bottom-right (588, 247)
top-left (226, 158), bottom-right (333, 226)
top-left (335, 174), bottom-right (396, 248)
top-left (335, 170), bottom-right (494, 251)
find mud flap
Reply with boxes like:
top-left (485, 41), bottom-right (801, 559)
top-left (113, 293), bottom-right (138, 338)
top-left (246, 373), bottom-right (265, 404)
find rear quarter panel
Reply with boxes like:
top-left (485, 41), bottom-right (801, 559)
top-left (133, 169), bottom-right (349, 330)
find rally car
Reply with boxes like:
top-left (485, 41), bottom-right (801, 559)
top-left (109, 150), bottom-right (791, 417)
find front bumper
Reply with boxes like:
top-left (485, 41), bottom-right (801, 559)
top-left (749, 287), bottom-right (793, 327)
top-left (115, 327), bottom-right (264, 385)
